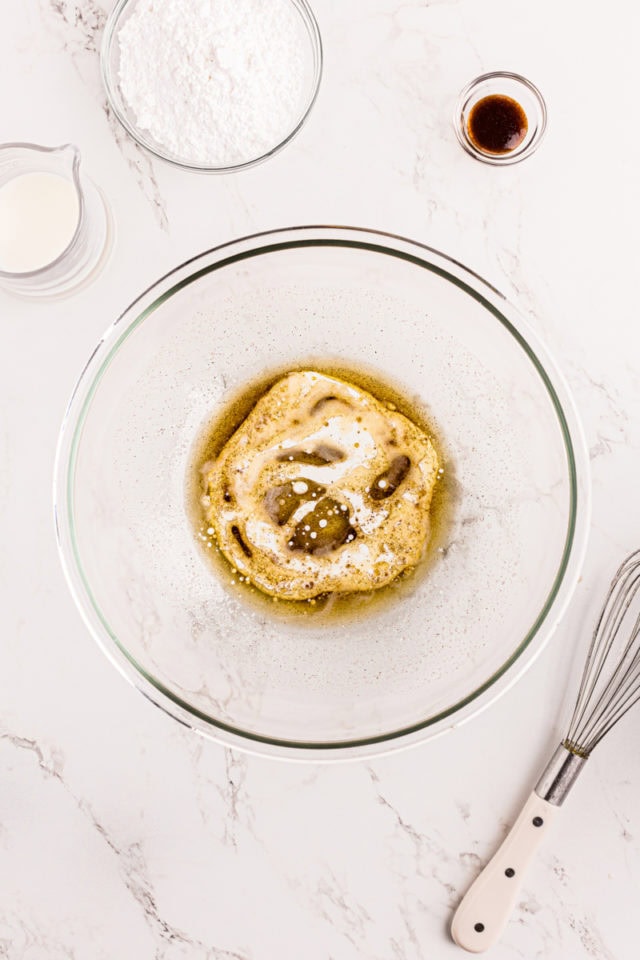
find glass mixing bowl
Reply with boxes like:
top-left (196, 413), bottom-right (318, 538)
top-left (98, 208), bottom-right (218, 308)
top-left (54, 227), bottom-right (590, 759)
top-left (101, 0), bottom-right (323, 172)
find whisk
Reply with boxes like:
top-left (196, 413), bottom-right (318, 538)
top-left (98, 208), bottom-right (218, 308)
top-left (451, 549), bottom-right (640, 953)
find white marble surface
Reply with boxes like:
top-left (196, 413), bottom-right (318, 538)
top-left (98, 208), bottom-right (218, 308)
top-left (2, 1), bottom-right (639, 957)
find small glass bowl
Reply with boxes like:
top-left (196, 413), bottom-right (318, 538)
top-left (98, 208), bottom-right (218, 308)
top-left (101, 0), bottom-right (323, 173)
top-left (455, 71), bottom-right (547, 165)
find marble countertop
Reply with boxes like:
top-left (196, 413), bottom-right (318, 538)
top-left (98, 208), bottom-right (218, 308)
top-left (2, 1), bottom-right (639, 957)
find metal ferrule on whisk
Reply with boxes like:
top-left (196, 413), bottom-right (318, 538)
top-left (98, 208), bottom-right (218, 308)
top-left (534, 742), bottom-right (588, 805)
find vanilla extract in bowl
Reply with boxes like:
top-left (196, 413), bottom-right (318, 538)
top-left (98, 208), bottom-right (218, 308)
top-left (467, 95), bottom-right (528, 155)
top-left (455, 72), bottom-right (547, 165)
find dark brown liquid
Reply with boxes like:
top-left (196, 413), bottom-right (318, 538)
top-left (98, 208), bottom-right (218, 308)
top-left (186, 361), bottom-right (456, 624)
top-left (467, 95), bottom-right (528, 154)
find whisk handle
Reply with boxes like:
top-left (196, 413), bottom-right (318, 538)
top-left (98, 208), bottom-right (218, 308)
top-left (450, 792), bottom-right (560, 953)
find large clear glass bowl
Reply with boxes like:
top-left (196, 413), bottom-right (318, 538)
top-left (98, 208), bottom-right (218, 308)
top-left (54, 227), bottom-right (590, 759)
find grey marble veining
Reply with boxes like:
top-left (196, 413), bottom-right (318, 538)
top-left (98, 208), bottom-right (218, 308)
top-left (40, 0), bottom-right (169, 230)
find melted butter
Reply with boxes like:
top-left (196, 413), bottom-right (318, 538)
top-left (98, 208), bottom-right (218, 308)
top-left (186, 360), bottom-right (456, 624)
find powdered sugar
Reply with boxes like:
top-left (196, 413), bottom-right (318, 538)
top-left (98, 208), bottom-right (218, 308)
top-left (117, 0), bottom-right (308, 166)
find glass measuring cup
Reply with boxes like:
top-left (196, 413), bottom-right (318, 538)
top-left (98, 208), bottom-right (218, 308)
top-left (0, 143), bottom-right (111, 298)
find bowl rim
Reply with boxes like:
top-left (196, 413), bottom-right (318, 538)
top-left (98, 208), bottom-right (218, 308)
top-left (100, 0), bottom-right (323, 173)
top-left (53, 226), bottom-right (591, 761)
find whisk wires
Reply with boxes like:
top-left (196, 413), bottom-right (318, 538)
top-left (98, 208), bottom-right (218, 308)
top-left (564, 549), bottom-right (640, 757)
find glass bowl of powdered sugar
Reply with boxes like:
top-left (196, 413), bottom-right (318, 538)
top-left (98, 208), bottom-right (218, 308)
top-left (101, 0), bottom-right (322, 172)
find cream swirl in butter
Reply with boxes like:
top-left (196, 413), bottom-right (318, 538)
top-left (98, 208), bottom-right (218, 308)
top-left (202, 371), bottom-right (439, 600)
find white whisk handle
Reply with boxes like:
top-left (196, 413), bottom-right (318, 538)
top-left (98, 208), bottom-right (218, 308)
top-left (450, 792), bottom-right (560, 953)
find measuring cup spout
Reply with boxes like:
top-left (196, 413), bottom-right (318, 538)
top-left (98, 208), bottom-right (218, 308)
top-left (53, 144), bottom-right (82, 192)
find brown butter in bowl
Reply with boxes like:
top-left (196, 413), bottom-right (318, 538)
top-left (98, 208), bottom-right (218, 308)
top-left (196, 370), bottom-right (441, 603)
